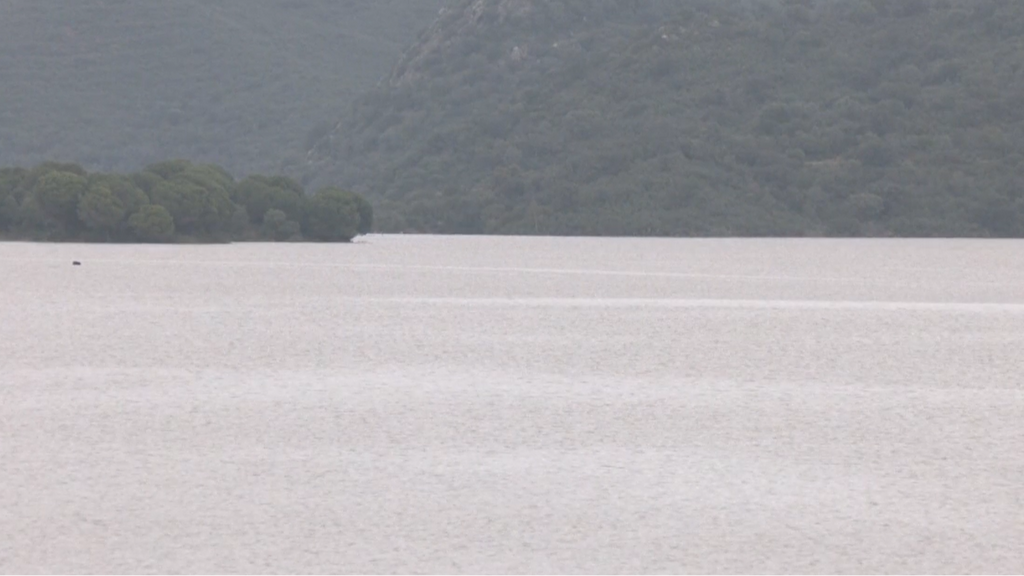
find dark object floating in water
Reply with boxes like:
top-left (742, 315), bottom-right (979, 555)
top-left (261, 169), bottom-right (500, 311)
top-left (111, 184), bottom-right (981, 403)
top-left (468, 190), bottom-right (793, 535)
top-left (72, 261), bottom-right (81, 266)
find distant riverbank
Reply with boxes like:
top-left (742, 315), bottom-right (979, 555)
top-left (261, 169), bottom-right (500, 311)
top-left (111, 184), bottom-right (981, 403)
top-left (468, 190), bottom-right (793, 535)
top-left (0, 160), bottom-right (372, 244)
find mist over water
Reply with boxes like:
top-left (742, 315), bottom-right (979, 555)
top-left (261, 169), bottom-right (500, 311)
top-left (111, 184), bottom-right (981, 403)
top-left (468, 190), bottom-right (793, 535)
top-left (1, 236), bottom-right (1022, 573)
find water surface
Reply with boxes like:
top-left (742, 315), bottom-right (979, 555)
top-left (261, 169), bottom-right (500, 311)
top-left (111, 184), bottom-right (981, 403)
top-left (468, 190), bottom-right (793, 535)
top-left (1, 236), bottom-right (1022, 573)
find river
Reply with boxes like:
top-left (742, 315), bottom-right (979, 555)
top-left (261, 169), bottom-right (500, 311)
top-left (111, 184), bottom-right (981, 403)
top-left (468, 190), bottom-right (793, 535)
top-left (1, 236), bottom-right (1021, 573)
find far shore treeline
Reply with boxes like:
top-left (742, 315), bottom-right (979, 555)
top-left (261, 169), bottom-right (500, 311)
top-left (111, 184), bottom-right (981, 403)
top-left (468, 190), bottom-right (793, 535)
top-left (0, 160), bottom-right (372, 243)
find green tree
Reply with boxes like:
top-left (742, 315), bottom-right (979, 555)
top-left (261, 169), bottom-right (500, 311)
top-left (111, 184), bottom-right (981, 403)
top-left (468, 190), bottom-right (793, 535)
top-left (148, 177), bottom-right (232, 236)
top-left (77, 184), bottom-right (125, 237)
top-left (24, 162), bottom-right (87, 191)
top-left (354, 194), bottom-right (374, 235)
top-left (143, 159), bottom-right (193, 181)
top-left (89, 174), bottom-right (148, 219)
top-left (0, 196), bottom-right (17, 233)
top-left (233, 175), bottom-right (306, 225)
top-left (128, 205), bottom-right (175, 242)
top-left (132, 171), bottom-right (164, 195)
top-left (0, 167), bottom-right (27, 197)
top-left (16, 195), bottom-right (52, 238)
top-left (261, 208), bottom-right (300, 241)
top-left (304, 187), bottom-right (363, 241)
top-left (0, 168), bottom-right (26, 231)
top-left (33, 170), bottom-right (88, 230)
top-left (149, 180), bottom-right (204, 230)
top-left (4, 159), bottom-right (369, 242)
top-left (173, 163), bottom-right (236, 200)
top-left (229, 205), bottom-right (252, 240)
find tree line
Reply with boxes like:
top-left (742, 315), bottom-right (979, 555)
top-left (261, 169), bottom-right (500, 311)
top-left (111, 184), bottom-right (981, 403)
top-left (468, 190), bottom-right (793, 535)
top-left (0, 160), bottom-right (372, 243)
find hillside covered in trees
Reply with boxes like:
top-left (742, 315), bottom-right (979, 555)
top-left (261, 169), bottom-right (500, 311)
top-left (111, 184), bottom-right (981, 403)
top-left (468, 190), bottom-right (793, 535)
top-left (305, 0), bottom-right (1024, 237)
top-left (0, 161), bottom-right (371, 243)
top-left (0, 0), bottom-right (443, 177)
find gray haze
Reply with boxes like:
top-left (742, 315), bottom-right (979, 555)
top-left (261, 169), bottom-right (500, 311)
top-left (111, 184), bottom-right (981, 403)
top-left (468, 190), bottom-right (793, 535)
top-left (0, 0), bottom-right (444, 175)
top-left (2, 237), bottom-right (1021, 573)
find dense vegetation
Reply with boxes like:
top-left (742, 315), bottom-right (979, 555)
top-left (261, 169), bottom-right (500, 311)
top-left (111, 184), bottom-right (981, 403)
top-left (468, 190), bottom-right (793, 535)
top-left (0, 0), bottom-right (443, 177)
top-left (0, 161), bottom-right (371, 243)
top-left (306, 0), bottom-right (1024, 237)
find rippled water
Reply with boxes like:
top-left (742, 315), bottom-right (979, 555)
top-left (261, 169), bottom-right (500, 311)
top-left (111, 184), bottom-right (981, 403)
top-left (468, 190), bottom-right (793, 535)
top-left (1, 236), bottom-right (1022, 574)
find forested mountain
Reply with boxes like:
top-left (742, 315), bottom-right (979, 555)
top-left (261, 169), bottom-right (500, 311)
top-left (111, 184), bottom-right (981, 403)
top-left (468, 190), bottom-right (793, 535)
top-left (305, 0), bottom-right (1024, 237)
top-left (0, 0), bottom-right (443, 177)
